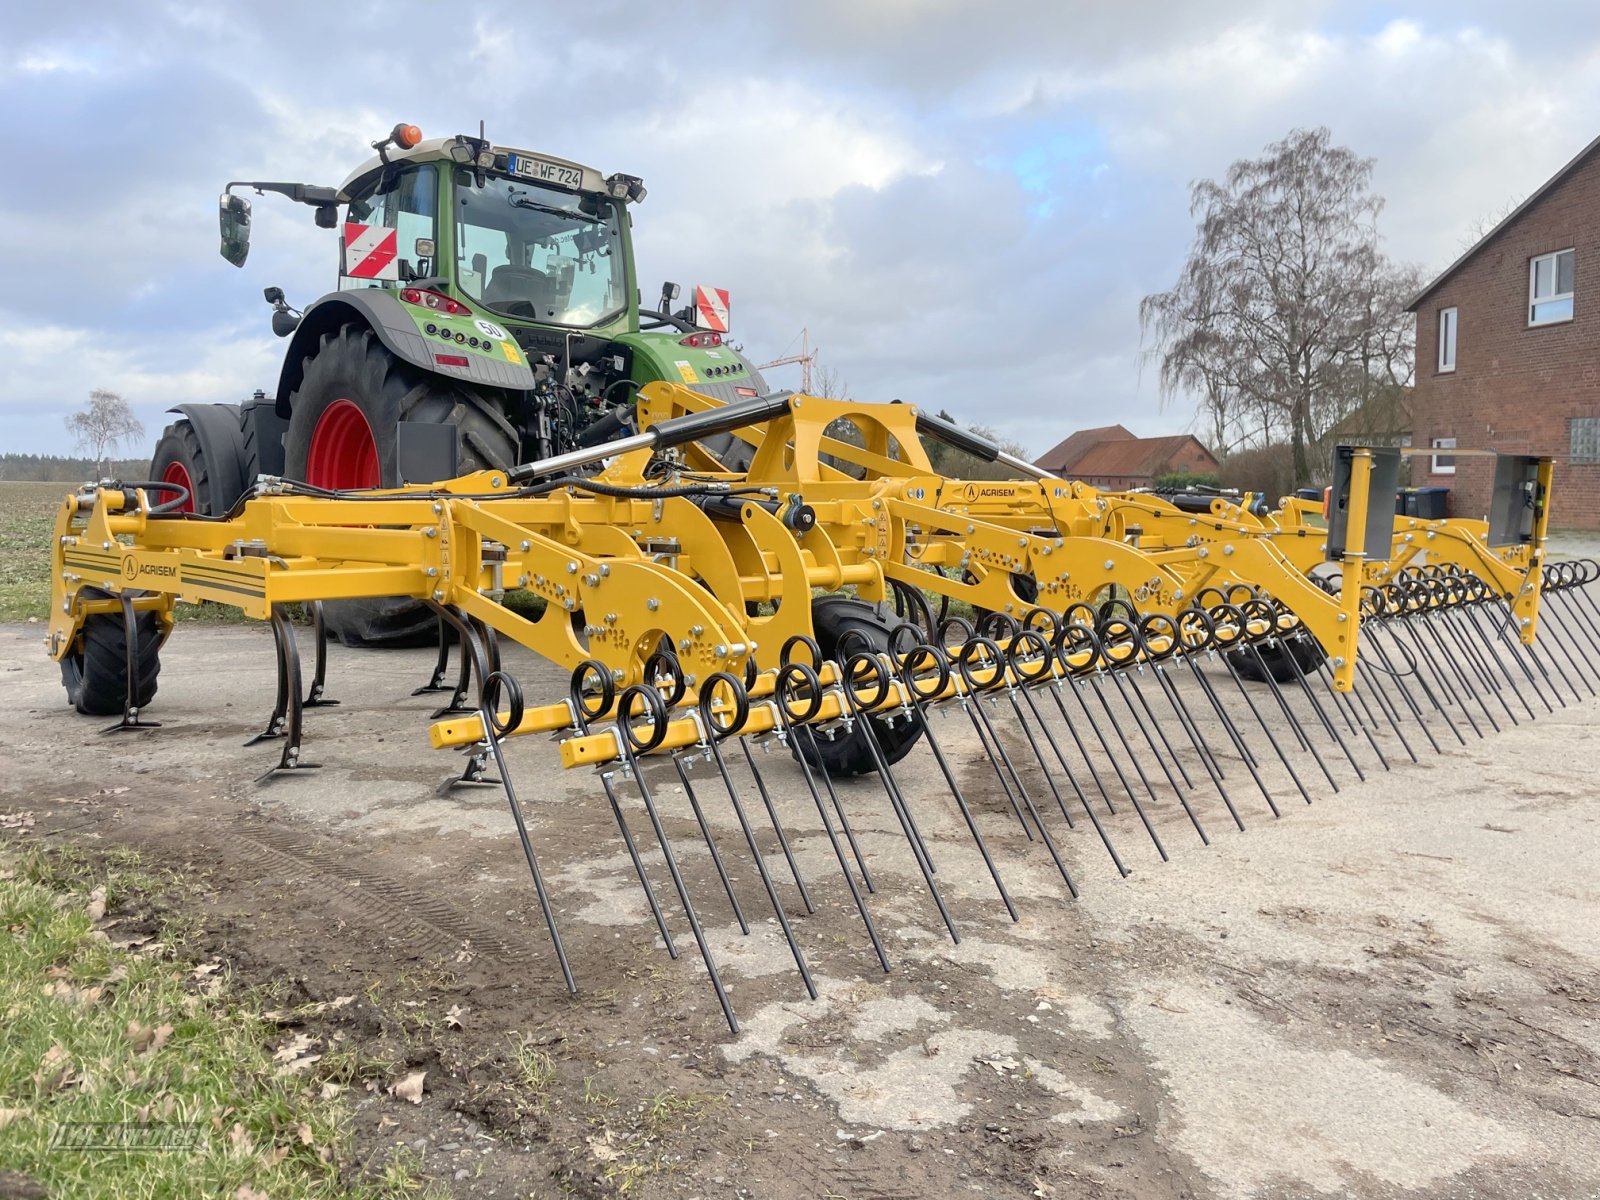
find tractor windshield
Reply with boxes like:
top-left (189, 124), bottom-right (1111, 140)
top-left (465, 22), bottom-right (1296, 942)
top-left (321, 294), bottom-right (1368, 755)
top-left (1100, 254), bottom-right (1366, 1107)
top-left (455, 174), bottom-right (626, 328)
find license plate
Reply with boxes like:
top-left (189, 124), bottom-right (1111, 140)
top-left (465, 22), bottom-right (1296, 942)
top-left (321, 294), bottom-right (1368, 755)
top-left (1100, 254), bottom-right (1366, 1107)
top-left (507, 154), bottom-right (582, 189)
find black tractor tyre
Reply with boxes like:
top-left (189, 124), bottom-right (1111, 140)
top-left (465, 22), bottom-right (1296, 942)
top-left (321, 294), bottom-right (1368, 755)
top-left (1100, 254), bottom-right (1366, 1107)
top-left (149, 420), bottom-right (220, 515)
top-left (59, 588), bottom-right (163, 716)
top-left (282, 325), bottom-right (520, 647)
top-left (796, 596), bottom-right (925, 778)
top-left (1227, 636), bottom-right (1326, 685)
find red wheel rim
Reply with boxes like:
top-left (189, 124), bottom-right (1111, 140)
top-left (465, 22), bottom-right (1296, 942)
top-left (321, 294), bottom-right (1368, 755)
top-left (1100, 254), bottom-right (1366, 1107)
top-left (161, 460), bottom-right (196, 514)
top-left (306, 398), bottom-right (380, 489)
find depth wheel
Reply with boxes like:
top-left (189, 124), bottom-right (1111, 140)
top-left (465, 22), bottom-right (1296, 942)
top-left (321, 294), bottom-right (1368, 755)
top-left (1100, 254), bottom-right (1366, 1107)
top-left (59, 588), bottom-right (163, 717)
top-left (796, 596), bottom-right (924, 778)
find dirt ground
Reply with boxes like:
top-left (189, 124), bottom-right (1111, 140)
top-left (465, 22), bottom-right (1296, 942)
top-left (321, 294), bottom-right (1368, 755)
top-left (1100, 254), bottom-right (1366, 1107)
top-left (3, 598), bottom-right (1599, 1199)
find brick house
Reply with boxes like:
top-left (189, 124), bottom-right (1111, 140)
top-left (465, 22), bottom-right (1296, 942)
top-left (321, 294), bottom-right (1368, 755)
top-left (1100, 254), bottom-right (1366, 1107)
top-left (1408, 133), bottom-right (1600, 528)
top-left (1033, 424), bottom-right (1219, 490)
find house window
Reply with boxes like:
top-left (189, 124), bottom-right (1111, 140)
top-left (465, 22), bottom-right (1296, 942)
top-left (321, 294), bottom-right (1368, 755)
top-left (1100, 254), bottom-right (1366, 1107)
top-left (1572, 417), bottom-right (1600, 465)
top-left (1430, 436), bottom-right (1457, 475)
top-left (1529, 249), bottom-right (1575, 325)
top-left (1437, 306), bottom-right (1457, 372)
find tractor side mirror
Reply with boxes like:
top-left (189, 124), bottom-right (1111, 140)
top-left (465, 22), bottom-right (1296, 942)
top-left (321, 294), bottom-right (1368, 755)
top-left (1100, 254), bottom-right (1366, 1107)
top-left (658, 281), bottom-right (680, 312)
top-left (219, 193), bottom-right (252, 267)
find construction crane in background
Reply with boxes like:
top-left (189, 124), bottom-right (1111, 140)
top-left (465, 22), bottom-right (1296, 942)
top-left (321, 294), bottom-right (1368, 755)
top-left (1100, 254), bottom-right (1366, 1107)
top-left (759, 327), bottom-right (815, 394)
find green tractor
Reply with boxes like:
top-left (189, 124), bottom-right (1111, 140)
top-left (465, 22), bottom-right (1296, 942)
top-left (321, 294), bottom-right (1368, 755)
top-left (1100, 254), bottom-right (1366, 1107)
top-left (154, 121), bottom-right (766, 644)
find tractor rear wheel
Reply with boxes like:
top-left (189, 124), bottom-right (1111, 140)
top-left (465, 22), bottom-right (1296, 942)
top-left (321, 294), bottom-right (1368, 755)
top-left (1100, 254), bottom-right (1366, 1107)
top-left (59, 588), bottom-right (163, 716)
top-left (796, 596), bottom-right (924, 778)
top-left (282, 325), bottom-right (519, 646)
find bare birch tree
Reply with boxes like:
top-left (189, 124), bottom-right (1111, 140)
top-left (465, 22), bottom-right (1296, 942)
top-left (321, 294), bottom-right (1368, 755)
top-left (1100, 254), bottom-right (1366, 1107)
top-left (66, 389), bottom-right (145, 478)
top-left (1140, 128), bottom-right (1417, 483)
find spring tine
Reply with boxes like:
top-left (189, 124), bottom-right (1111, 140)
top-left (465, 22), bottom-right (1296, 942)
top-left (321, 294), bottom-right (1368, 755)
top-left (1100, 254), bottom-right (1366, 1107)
top-left (914, 694), bottom-right (1023, 916)
top-left (1439, 604), bottom-right (1520, 727)
top-left (1281, 643), bottom-right (1369, 779)
top-left (1150, 661), bottom-right (1246, 831)
top-left (1423, 609), bottom-right (1502, 734)
top-left (1492, 591), bottom-right (1581, 703)
top-left (956, 690), bottom-right (1036, 838)
top-left (1067, 673), bottom-right (1144, 813)
top-left (1106, 668), bottom-right (1209, 845)
top-left (1016, 681), bottom-right (1130, 876)
top-left (1459, 601), bottom-right (1546, 718)
top-left (800, 723), bottom-right (879, 893)
top-left (698, 728), bottom-right (817, 999)
top-left (1549, 582), bottom-right (1600, 657)
top-left (1537, 597), bottom-right (1600, 695)
top-left (1000, 685), bottom-right (1078, 830)
top-left (1240, 642), bottom-right (1341, 790)
top-left (1123, 667), bottom-right (1197, 788)
top-left (1040, 674), bottom-right (1124, 815)
top-left (780, 705), bottom-right (892, 969)
top-left (434, 608), bottom-right (574, 995)
top-left (738, 739), bottom-right (815, 915)
top-left (1083, 671), bottom-right (1171, 860)
top-left (836, 662), bottom-right (963, 943)
top-left (956, 667), bottom-right (1081, 897)
top-left (598, 767), bottom-right (680, 959)
top-left (619, 739), bottom-right (739, 1034)
top-left (1277, 635), bottom-right (1380, 775)
top-left (1350, 661), bottom-right (1418, 763)
top-left (1212, 648), bottom-right (1317, 804)
top-left (1176, 650), bottom-right (1282, 818)
top-left (672, 755), bottom-right (750, 933)
top-left (1405, 616), bottom-right (1487, 738)
top-left (1381, 619), bottom-right (1467, 745)
top-left (1370, 620), bottom-right (1454, 750)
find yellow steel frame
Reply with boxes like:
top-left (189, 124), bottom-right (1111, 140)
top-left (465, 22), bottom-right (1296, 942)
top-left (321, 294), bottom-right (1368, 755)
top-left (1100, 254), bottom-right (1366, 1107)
top-left (45, 384), bottom-right (1550, 736)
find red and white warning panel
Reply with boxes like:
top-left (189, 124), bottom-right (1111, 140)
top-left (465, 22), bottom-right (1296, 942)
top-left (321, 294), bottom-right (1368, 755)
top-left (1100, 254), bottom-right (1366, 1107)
top-left (343, 223), bottom-right (399, 281)
top-left (694, 285), bottom-right (731, 332)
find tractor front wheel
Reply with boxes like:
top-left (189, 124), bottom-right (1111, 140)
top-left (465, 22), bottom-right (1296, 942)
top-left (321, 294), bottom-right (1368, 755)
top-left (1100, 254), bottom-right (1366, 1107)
top-left (282, 325), bottom-right (519, 646)
top-left (148, 421), bottom-right (212, 515)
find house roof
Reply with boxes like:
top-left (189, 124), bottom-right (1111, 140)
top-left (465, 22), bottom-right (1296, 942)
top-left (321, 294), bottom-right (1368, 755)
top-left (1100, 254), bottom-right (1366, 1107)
top-left (1408, 132), bottom-right (1600, 311)
top-left (1032, 424), bottom-right (1133, 472)
top-left (1067, 434), bottom-right (1218, 480)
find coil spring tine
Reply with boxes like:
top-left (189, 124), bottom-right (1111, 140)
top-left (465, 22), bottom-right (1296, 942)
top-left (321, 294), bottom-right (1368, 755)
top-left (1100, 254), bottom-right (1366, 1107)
top-left (897, 644), bottom-right (1024, 915)
top-left (774, 659), bottom-right (893, 962)
top-left (1422, 606), bottom-right (1502, 734)
top-left (1213, 646), bottom-right (1317, 804)
top-left (1177, 650), bottom-right (1281, 818)
top-left (1123, 665), bottom-right (1197, 789)
top-left (738, 739), bottom-right (815, 915)
top-left (1382, 619), bottom-right (1467, 745)
top-left (438, 609), bottom-right (573, 995)
top-left (672, 756), bottom-right (750, 933)
top-left (611, 691), bottom-right (742, 1036)
top-left (1082, 671), bottom-right (1171, 860)
top-left (1407, 615), bottom-right (1487, 738)
top-left (1150, 660), bottom-right (1245, 831)
top-left (1370, 620), bottom-right (1453, 751)
top-left (1266, 634), bottom-right (1368, 781)
top-left (1439, 603), bottom-right (1520, 727)
top-left (836, 655), bottom-right (962, 944)
top-left (1014, 680), bottom-right (1130, 876)
top-left (1469, 600), bottom-right (1542, 721)
top-left (1538, 595), bottom-right (1600, 696)
top-left (1039, 675), bottom-right (1123, 815)
top-left (954, 639), bottom-right (1081, 899)
top-left (1350, 659), bottom-right (1416, 763)
top-left (1100, 663), bottom-right (1208, 846)
top-left (798, 720), bottom-right (878, 892)
top-left (958, 678), bottom-right (1042, 838)
top-left (1474, 599), bottom-right (1555, 714)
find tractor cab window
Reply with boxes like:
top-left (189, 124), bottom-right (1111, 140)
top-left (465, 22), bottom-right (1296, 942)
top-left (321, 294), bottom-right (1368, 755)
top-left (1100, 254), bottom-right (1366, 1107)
top-left (338, 164), bottom-right (438, 291)
top-left (454, 172), bottom-right (625, 328)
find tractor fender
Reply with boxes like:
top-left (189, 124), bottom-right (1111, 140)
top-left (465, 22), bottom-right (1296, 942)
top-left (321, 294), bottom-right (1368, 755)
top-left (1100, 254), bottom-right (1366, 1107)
top-left (166, 402), bottom-right (249, 511)
top-left (272, 291), bottom-right (536, 417)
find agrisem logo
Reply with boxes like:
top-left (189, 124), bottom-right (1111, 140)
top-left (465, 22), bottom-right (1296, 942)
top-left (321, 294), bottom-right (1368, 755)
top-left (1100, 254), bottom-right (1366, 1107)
top-left (121, 557), bottom-right (138, 581)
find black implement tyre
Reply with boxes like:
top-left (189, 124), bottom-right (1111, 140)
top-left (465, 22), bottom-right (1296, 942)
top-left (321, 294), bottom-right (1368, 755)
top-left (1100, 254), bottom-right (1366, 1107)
top-left (283, 325), bottom-right (519, 646)
top-left (1228, 636), bottom-right (1325, 684)
top-left (59, 588), bottom-right (162, 716)
top-left (797, 596), bottom-right (924, 778)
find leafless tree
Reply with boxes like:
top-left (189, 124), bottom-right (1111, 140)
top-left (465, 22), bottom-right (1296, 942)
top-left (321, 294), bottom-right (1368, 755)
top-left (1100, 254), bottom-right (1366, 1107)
top-left (1140, 128), bottom-right (1418, 485)
top-left (66, 389), bottom-right (145, 478)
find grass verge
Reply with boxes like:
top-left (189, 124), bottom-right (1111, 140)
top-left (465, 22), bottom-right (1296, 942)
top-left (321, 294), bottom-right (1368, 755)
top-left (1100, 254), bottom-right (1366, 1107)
top-left (0, 843), bottom-right (436, 1198)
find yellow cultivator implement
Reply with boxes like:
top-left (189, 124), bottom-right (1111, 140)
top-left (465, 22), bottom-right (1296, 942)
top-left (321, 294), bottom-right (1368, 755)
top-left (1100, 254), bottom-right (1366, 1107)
top-left (46, 384), bottom-right (1594, 1030)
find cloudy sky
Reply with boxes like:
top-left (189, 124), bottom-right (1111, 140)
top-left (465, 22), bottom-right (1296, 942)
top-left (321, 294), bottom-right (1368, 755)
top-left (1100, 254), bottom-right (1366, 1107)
top-left (2, 0), bottom-right (1596, 461)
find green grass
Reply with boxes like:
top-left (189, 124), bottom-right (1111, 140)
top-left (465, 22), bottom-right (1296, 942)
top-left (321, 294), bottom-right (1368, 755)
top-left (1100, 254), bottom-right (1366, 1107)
top-left (0, 482), bottom-right (64, 622)
top-left (0, 844), bottom-right (438, 1199)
